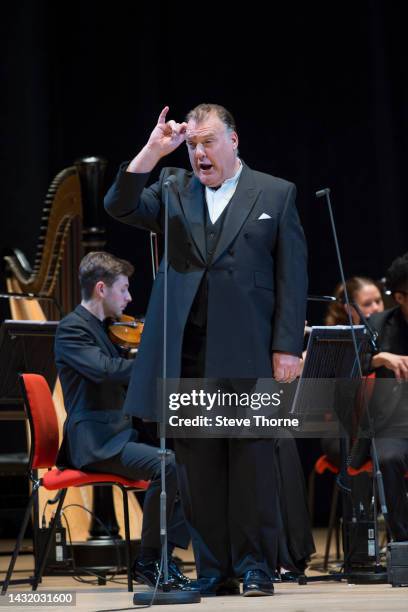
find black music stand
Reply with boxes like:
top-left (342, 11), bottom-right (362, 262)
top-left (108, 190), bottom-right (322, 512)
top-left (0, 320), bottom-right (58, 402)
top-left (291, 325), bottom-right (369, 435)
top-left (291, 325), bottom-right (387, 583)
top-left (0, 319), bottom-right (58, 590)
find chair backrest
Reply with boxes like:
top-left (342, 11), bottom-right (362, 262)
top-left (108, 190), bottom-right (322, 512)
top-left (19, 374), bottom-right (60, 469)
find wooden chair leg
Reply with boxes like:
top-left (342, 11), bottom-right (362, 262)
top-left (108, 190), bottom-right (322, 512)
top-left (1, 482), bottom-right (40, 595)
top-left (335, 515), bottom-right (340, 560)
top-left (323, 484), bottom-right (339, 570)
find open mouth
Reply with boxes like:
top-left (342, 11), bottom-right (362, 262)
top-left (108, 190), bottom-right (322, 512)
top-left (199, 162), bottom-right (213, 172)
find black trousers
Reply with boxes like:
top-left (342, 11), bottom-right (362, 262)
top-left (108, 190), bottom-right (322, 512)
top-left (176, 319), bottom-right (280, 579)
top-left (175, 437), bottom-right (280, 578)
top-left (84, 441), bottom-right (189, 553)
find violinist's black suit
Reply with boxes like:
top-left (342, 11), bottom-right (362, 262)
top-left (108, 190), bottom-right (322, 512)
top-left (54, 304), bottom-right (189, 552)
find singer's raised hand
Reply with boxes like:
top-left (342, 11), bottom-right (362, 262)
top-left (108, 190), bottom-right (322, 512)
top-left (127, 106), bottom-right (187, 173)
top-left (148, 106), bottom-right (187, 156)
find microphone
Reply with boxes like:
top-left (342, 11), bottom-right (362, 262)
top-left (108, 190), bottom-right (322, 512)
top-left (315, 187), bottom-right (331, 198)
top-left (307, 294), bottom-right (336, 303)
top-left (164, 174), bottom-right (177, 187)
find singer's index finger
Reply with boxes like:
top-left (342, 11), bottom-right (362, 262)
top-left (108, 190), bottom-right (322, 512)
top-left (157, 106), bottom-right (169, 124)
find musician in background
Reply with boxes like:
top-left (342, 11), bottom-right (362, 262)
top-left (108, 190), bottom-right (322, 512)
top-left (322, 276), bottom-right (384, 466)
top-left (365, 253), bottom-right (408, 541)
top-left (54, 251), bottom-right (192, 590)
top-left (325, 276), bottom-right (384, 326)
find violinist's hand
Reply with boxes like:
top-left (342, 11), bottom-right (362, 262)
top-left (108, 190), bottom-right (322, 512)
top-left (127, 106), bottom-right (187, 173)
top-left (372, 352), bottom-right (408, 380)
top-left (272, 352), bottom-right (301, 383)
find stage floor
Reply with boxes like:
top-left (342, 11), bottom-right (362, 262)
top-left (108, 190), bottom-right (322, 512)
top-left (1, 530), bottom-right (407, 611)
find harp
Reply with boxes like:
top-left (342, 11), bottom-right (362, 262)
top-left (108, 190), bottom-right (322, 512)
top-left (4, 157), bottom-right (106, 319)
top-left (2, 157), bottom-right (143, 544)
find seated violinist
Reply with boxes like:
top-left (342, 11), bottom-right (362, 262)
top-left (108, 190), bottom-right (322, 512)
top-left (356, 253), bottom-right (408, 541)
top-left (54, 251), bottom-right (192, 590)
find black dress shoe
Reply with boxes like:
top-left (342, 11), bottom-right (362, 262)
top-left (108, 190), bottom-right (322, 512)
top-left (167, 557), bottom-right (193, 586)
top-left (132, 558), bottom-right (164, 588)
top-left (190, 576), bottom-right (240, 596)
top-left (132, 557), bottom-right (195, 590)
top-left (242, 570), bottom-right (274, 597)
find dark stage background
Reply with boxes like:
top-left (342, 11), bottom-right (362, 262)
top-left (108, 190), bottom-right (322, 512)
top-left (1, 0), bottom-right (407, 525)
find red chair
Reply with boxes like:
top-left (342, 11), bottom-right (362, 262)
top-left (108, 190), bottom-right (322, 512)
top-left (347, 460), bottom-right (373, 477)
top-left (1, 373), bottom-right (149, 595)
top-left (348, 459), bottom-right (408, 477)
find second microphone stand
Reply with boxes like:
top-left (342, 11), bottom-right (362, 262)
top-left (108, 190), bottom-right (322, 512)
top-left (305, 188), bottom-right (389, 584)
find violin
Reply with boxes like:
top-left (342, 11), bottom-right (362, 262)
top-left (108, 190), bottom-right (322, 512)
top-left (108, 314), bottom-right (144, 355)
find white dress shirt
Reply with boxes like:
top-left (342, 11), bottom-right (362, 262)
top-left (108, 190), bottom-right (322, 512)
top-left (205, 160), bottom-right (243, 224)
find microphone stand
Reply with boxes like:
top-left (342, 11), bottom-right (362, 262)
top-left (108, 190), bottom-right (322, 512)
top-left (347, 303), bottom-right (391, 546)
top-left (133, 177), bottom-right (200, 606)
top-left (304, 188), bottom-right (388, 584)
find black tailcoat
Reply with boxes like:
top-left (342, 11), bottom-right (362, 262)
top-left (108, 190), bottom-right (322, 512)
top-left (105, 163), bottom-right (308, 419)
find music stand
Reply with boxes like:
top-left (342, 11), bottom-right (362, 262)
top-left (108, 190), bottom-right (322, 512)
top-left (0, 320), bottom-right (58, 405)
top-left (0, 319), bottom-right (58, 589)
top-left (291, 325), bottom-right (369, 435)
top-left (291, 325), bottom-right (387, 583)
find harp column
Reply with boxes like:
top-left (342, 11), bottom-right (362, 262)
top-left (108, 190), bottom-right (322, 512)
top-left (75, 156), bottom-right (108, 253)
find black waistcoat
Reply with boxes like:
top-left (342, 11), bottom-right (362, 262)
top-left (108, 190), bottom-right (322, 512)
top-left (186, 198), bottom-right (229, 330)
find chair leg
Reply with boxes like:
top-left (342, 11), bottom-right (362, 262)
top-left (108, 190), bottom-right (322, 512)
top-left (31, 470), bottom-right (40, 577)
top-left (121, 487), bottom-right (133, 592)
top-left (32, 489), bottom-right (67, 590)
top-left (335, 515), bottom-right (340, 560)
top-left (1, 482), bottom-right (40, 595)
top-left (323, 484), bottom-right (339, 570)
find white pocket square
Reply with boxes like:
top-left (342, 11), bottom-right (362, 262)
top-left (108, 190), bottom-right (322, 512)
top-left (258, 213), bottom-right (271, 220)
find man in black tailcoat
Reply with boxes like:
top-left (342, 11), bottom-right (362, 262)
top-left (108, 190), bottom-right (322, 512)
top-left (105, 104), bottom-right (308, 596)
